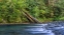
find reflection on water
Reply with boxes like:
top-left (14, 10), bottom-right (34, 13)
top-left (0, 22), bottom-right (64, 35)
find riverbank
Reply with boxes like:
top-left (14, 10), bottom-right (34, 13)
top-left (0, 21), bottom-right (64, 25)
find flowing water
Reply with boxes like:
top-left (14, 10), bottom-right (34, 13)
top-left (0, 21), bottom-right (64, 35)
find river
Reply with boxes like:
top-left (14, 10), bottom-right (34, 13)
top-left (0, 21), bottom-right (64, 35)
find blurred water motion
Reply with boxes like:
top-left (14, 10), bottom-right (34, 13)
top-left (0, 22), bottom-right (64, 35)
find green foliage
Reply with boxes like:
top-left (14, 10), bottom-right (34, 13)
top-left (0, 0), bottom-right (64, 23)
top-left (0, 0), bottom-right (28, 23)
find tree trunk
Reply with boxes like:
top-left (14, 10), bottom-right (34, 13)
top-left (20, 9), bottom-right (42, 23)
top-left (47, 0), bottom-right (57, 6)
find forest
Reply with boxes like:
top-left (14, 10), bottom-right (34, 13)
top-left (0, 0), bottom-right (64, 23)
